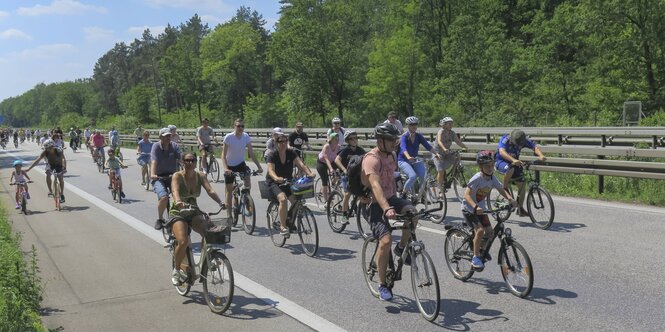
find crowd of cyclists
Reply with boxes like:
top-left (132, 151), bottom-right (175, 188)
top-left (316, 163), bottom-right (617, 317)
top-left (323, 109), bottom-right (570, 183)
top-left (4, 113), bottom-right (546, 310)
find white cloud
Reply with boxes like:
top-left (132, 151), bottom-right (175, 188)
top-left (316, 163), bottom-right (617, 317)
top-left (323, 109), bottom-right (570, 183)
top-left (144, 0), bottom-right (232, 14)
top-left (7, 44), bottom-right (76, 60)
top-left (84, 26), bottom-right (115, 43)
top-left (1, 29), bottom-right (32, 40)
top-left (18, 0), bottom-right (107, 16)
top-left (0, 11), bottom-right (9, 20)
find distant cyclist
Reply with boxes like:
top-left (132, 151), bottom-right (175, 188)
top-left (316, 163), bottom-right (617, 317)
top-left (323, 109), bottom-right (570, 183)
top-left (196, 118), bottom-right (216, 173)
top-left (435, 117), bottom-right (467, 194)
top-left (288, 121), bottom-right (312, 159)
top-left (327, 117), bottom-right (346, 138)
top-left (25, 139), bottom-right (67, 203)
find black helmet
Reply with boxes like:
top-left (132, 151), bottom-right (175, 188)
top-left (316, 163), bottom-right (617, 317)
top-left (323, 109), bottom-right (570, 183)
top-left (476, 150), bottom-right (494, 165)
top-left (510, 129), bottom-right (527, 146)
top-left (374, 123), bottom-right (400, 140)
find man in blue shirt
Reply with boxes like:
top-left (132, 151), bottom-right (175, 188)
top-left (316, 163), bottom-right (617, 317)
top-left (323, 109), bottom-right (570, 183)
top-left (495, 129), bottom-right (546, 216)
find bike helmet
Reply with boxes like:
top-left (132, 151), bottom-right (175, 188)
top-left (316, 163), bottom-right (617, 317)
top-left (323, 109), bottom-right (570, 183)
top-left (12, 160), bottom-right (23, 167)
top-left (291, 176), bottom-right (314, 193)
top-left (510, 129), bottom-right (528, 146)
top-left (343, 130), bottom-right (357, 142)
top-left (405, 116), bottom-right (419, 125)
top-left (439, 117), bottom-right (453, 125)
top-left (107, 148), bottom-right (115, 154)
top-left (42, 139), bottom-right (55, 148)
top-left (476, 150), bottom-right (494, 165)
top-left (332, 117), bottom-right (341, 124)
top-left (374, 123), bottom-right (400, 140)
top-left (167, 124), bottom-right (176, 130)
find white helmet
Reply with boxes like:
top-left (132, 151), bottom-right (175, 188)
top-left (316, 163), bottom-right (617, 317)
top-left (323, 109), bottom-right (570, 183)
top-left (42, 139), bottom-right (55, 148)
top-left (331, 117), bottom-right (341, 124)
top-left (405, 116), bottom-right (419, 125)
top-left (439, 117), bottom-right (453, 125)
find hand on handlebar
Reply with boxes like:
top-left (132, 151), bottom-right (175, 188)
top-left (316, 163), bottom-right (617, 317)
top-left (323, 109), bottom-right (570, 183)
top-left (511, 159), bottom-right (523, 167)
top-left (384, 207), bottom-right (397, 219)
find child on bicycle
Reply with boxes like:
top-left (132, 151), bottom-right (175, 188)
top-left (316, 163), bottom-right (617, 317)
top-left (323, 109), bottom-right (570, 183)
top-left (10, 160), bottom-right (31, 209)
top-left (462, 151), bottom-right (516, 270)
top-left (105, 148), bottom-right (128, 198)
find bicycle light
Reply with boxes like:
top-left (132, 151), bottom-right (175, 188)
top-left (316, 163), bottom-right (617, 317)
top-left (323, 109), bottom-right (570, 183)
top-left (504, 228), bottom-right (512, 237)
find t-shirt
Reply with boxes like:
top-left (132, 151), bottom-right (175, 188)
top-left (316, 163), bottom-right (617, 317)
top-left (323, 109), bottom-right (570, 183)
top-left (361, 147), bottom-right (397, 199)
top-left (436, 129), bottom-right (457, 151)
top-left (107, 157), bottom-right (121, 170)
top-left (264, 138), bottom-right (276, 159)
top-left (326, 127), bottom-right (345, 138)
top-left (223, 132), bottom-right (252, 167)
top-left (138, 140), bottom-right (152, 154)
top-left (92, 134), bottom-right (105, 148)
top-left (318, 143), bottom-right (340, 163)
top-left (398, 132), bottom-right (433, 162)
top-left (495, 134), bottom-right (537, 163)
top-left (150, 141), bottom-right (182, 176)
top-left (461, 172), bottom-right (503, 213)
top-left (383, 119), bottom-right (404, 133)
top-left (266, 148), bottom-right (298, 181)
top-left (337, 145), bottom-right (366, 168)
top-left (289, 131), bottom-right (309, 149)
top-left (196, 126), bottom-right (215, 145)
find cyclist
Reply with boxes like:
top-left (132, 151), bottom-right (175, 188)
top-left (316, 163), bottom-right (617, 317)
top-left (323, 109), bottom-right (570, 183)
top-left (51, 133), bottom-right (65, 149)
top-left (264, 127), bottom-right (283, 161)
top-left (0, 131), bottom-right (6, 148)
top-left (265, 133), bottom-right (316, 236)
top-left (91, 130), bottom-right (105, 162)
top-left (108, 128), bottom-right (119, 150)
top-left (168, 125), bottom-right (182, 144)
top-left (495, 129), bottom-right (547, 217)
top-left (462, 150), bottom-right (517, 270)
top-left (25, 129), bottom-right (31, 142)
top-left (361, 123), bottom-right (416, 301)
top-left (105, 148), bottom-right (128, 198)
top-left (133, 126), bottom-right (143, 144)
top-left (334, 130), bottom-right (366, 224)
top-left (12, 131), bottom-right (18, 146)
top-left (196, 118), bottom-right (216, 173)
top-left (136, 131), bottom-right (152, 186)
top-left (316, 132), bottom-right (341, 205)
top-left (221, 118), bottom-right (263, 220)
top-left (435, 117), bottom-right (468, 194)
top-left (168, 152), bottom-right (225, 286)
top-left (10, 160), bottom-right (31, 209)
top-left (68, 127), bottom-right (78, 150)
top-left (327, 117), bottom-right (346, 138)
top-left (18, 128), bottom-right (25, 143)
top-left (398, 116), bottom-right (439, 198)
top-left (151, 128), bottom-right (183, 230)
top-left (384, 111), bottom-right (404, 134)
top-left (288, 121), bottom-right (312, 159)
top-left (25, 139), bottom-right (67, 203)
top-left (83, 127), bottom-right (92, 146)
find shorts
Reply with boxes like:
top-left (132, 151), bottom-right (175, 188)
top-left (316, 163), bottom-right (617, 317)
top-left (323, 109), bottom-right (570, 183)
top-left (267, 180), bottom-right (293, 199)
top-left (137, 154), bottom-right (150, 167)
top-left (46, 164), bottom-right (64, 175)
top-left (435, 154), bottom-right (455, 172)
top-left (152, 176), bottom-right (172, 199)
top-left (495, 160), bottom-right (524, 180)
top-left (462, 210), bottom-right (491, 229)
top-left (340, 174), bottom-right (349, 192)
top-left (368, 196), bottom-right (414, 240)
top-left (109, 168), bottom-right (122, 177)
top-left (95, 146), bottom-right (105, 154)
top-left (224, 162), bottom-right (249, 184)
top-left (199, 144), bottom-right (214, 153)
top-left (316, 160), bottom-right (335, 186)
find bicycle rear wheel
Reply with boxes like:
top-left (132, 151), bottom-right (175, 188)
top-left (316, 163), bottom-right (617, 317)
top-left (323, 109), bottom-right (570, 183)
top-left (266, 201), bottom-right (286, 247)
top-left (297, 206), bottom-right (319, 257)
top-left (356, 202), bottom-right (372, 239)
top-left (326, 190), bottom-right (347, 233)
top-left (452, 166), bottom-right (468, 202)
top-left (411, 250), bottom-right (440, 322)
top-left (241, 193), bottom-right (256, 235)
top-left (208, 157), bottom-right (220, 183)
top-left (499, 240), bottom-right (533, 298)
top-left (527, 186), bottom-right (555, 229)
top-left (443, 229), bottom-right (474, 281)
top-left (361, 236), bottom-right (381, 298)
top-left (486, 188), bottom-right (512, 222)
top-left (313, 177), bottom-right (325, 210)
top-left (21, 193), bottom-right (27, 214)
top-left (202, 251), bottom-right (234, 314)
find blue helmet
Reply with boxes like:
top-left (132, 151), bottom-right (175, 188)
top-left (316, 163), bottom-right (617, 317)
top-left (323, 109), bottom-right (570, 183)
top-left (291, 176), bottom-right (314, 192)
top-left (12, 160), bottom-right (23, 167)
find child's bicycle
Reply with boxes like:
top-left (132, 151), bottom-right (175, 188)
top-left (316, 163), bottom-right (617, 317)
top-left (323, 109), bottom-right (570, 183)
top-left (443, 201), bottom-right (534, 298)
top-left (109, 166), bottom-right (128, 203)
top-left (11, 180), bottom-right (33, 214)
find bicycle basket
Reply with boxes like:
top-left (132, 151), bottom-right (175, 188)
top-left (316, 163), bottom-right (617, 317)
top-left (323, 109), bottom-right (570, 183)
top-left (258, 180), bottom-right (273, 200)
top-left (204, 217), bottom-right (232, 244)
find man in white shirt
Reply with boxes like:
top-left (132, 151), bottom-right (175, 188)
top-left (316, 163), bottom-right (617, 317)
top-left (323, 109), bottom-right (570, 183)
top-left (384, 111), bottom-right (404, 134)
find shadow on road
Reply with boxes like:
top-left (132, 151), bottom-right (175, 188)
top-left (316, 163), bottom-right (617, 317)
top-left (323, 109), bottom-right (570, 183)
top-left (180, 291), bottom-right (284, 320)
top-left (504, 219), bottom-right (587, 233)
top-left (39, 306), bottom-right (66, 316)
top-left (61, 206), bottom-right (90, 212)
top-left (468, 277), bottom-right (578, 305)
top-left (313, 246), bottom-right (356, 261)
top-left (437, 298), bottom-right (507, 330)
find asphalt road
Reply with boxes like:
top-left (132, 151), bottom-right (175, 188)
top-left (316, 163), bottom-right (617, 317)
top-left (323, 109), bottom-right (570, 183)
top-left (2, 142), bottom-right (664, 331)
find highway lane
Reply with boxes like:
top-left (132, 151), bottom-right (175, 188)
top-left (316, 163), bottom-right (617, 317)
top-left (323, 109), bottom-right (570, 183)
top-left (3, 142), bottom-right (665, 331)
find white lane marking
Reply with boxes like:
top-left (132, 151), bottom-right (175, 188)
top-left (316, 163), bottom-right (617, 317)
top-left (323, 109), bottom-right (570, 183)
top-left (3, 149), bottom-right (346, 332)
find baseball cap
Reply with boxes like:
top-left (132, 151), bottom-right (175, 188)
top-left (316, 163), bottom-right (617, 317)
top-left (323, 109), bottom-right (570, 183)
top-left (159, 128), bottom-right (172, 137)
top-left (273, 127), bottom-right (284, 135)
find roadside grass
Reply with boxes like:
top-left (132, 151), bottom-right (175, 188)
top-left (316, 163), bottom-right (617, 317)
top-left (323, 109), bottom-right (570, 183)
top-left (0, 204), bottom-right (46, 332)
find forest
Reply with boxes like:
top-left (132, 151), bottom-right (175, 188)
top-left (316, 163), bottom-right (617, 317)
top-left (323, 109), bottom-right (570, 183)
top-left (1, 0), bottom-right (665, 131)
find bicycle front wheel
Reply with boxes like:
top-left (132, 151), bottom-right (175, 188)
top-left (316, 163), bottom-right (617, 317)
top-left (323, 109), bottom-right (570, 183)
top-left (500, 240), bottom-right (533, 298)
top-left (202, 251), bottom-right (234, 314)
top-left (53, 178), bottom-right (61, 211)
top-left (527, 186), bottom-right (555, 229)
top-left (326, 190), bottom-right (347, 233)
top-left (356, 202), bottom-right (372, 239)
top-left (297, 206), bottom-right (319, 257)
top-left (424, 179), bottom-right (447, 224)
top-left (313, 177), bottom-right (325, 210)
top-left (21, 193), bottom-right (27, 214)
top-left (443, 229), bottom-right (474, 281)
top-left (411, 250), bottom-right (440, 322)
top-left (266, 201), bottom-right (286, 247)
top-left (361, 236), bottom-right (380, 298)
top-left (241, 193), bottom-right (256, 235)
top-left (208, 157), bottom-right (220, 183)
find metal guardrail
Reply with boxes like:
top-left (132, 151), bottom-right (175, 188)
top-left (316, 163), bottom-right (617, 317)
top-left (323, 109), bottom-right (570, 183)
top-left (120, 126), bottom-right (665, 193)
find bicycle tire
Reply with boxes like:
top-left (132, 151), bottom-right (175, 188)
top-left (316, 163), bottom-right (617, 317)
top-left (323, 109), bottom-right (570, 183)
top-left (361, 236), bottom-right (381, 298)
top-left (202, 251), bottom-right (234, 314)
top-left (111, 188), bottom-right (116, 201)
top-left (266, 201), bottom-right (286, 247)
top-left (499, 240), bottom-right (533, 298)
top-left (356, 202), bottom-right (372, 239)
top-left (241, 193), bottom-right (256, 235)
top-left (411, 249), bottom-right (440, 322)
top-left (53, 177), bottom-right (61, 211)
top-left (297, 206), bottom-right (318, 257)
top-left (172, 247), bottom-right (192, 296)
top-left (143, 167), bottom-right (150, 191)
top-left (423, 179), bottom-right (446, 224)
top-left (162, 223), bottom-right (171, 243)
top-left (97, 158), bottom-right (104, 173)
top-left (326, 190), bottom-right (347, 233)
top-left (452, 166), bottom-right (467, 203)
top-left (21, 193), bottom-right (27, 214)
top-left (210, 157), bottom-right (220, 183)
top-left (443, 228), bottom-right (474, 281)
top-left (231, 194), bottom-right (240, 227)
top-left (313, 177), bottom-right (325, 210)
top-left (527, 186), bottom-right (555, 230)
top-left (486, 188), bottom-right (512, 222)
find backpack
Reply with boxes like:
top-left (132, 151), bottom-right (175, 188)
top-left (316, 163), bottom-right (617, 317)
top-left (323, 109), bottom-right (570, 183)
top-left (347, 151), bottom-right (394, 197)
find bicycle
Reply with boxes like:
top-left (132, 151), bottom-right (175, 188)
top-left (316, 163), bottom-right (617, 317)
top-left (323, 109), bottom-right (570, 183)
top-left (137, 152), bottom-right (151, 190)
top-left (94, 148), bottom-right (106, 173)
top-left (361, 201), bottom-right (443, 321)
top-left (50, 170), bottom-right (65, 211)
top-left (11, 180), bottom-right (33, 214)
top-left (229, 170), bottom-right (260, 235)
top-left (291, 148), bottom-right (307, 178)
top-left (13, 139), bottom-right (18, 149)
top-left (109, 166), bottom-right (128, 203)
top-left (265, 178), bottom-right (319, 257)
top-left (398, 157), bottom-right (447, 224)
top-left (199, 144), bottom-right (220, 183)
top-left (326, 181), bottom-right (373, 238)
top-left (427, 150), bottom-right (468, 202)
top-left (154, 175), bottom-right (174, 242)
top-left (165, 205), bottom-right (234, 314)
top-left (443, 201), bottom-right (534, 298)
top-left (313, 169), bottom-right (342, 211)
top-left (486, 160), bottom-right (555, 229)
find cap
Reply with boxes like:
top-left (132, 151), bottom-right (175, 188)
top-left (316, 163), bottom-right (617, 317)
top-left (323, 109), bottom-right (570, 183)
top-left (159, 128), bottom-right (172, 137)
top-left (272, 127), bottom-right (284, 135)
top-left (328, 132), bottom-right (339, 141)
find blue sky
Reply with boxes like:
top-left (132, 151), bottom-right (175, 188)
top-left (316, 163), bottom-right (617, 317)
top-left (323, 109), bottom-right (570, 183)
top-left (0, 0), bottom-right (280, 101)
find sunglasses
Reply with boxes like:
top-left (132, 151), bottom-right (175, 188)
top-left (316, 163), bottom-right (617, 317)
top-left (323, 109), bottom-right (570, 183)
top-left (277, 140), bottom-right (288, 143)
top-left (184, 159), bottom-right (197, 163)
top-left (236, 125), bottom-right (244, 128)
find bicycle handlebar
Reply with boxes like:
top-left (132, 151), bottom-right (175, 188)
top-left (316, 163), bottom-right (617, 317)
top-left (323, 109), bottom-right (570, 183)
top-left (177, 204), bottom-right (226, 216)
top-left (384, 201), bottom-right (444, 220)
top-left (10, 181), bottom-right (33, 185)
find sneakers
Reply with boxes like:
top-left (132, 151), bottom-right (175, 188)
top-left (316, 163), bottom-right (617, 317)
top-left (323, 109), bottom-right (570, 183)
top-left (154, 219), bottom-right (164, 230)
top-left (48, 192), bottom-right (53, 197)
top-left (471, 256), bottom-right (485, 270)
top-left (171, 268), bottom-right (188, 286)
top-left (141, 181), bottom-right (145, 186)
top-left (120, 191), bottom-right (126, 198)
top-left (280, 227), bottom-right (290, 238)
top-left (60, 195), bottom-right (65, 203)
top-left (393, 244), bottom-right (411, 266)
top-left (378, 285), bottom-right (393, 301)
top-left (15, 203), bottom-right (20, 209)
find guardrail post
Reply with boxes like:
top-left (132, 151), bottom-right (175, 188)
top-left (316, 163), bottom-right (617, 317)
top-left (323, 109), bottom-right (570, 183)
top-left (557, 134), bottom-right (563, 146)
top-left (486, 134), bottom-right (491, 144)
top-left (653, 136), bottom-right (658, 149)
top-left (598, 135), bottom-right (606, 194)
